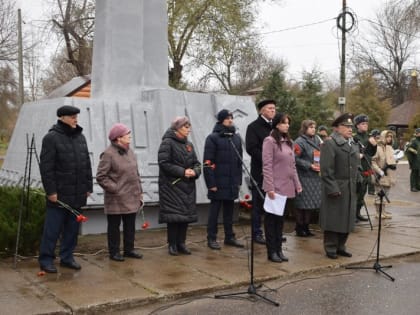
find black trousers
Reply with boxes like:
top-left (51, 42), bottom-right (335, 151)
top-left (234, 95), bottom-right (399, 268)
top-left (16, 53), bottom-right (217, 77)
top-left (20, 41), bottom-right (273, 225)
top-left (323, 230), bottom-right (349, 255)
top-left (264, 212), bottom-right (284, 255)
top-left (167, 222), bottom-right (188, 246)
top-left (251, 184), bottom-right (265, 237)
top-left (207, 199), bottom-right (235, 241)
top-left (107, 212), bottom-right (137, 256)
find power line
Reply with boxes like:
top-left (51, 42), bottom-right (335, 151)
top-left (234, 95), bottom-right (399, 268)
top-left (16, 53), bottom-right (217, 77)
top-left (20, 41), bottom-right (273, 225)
top-left (360, 17), bottom-right (420, 41)
top-left (253, 17), bottom-right (336, 37)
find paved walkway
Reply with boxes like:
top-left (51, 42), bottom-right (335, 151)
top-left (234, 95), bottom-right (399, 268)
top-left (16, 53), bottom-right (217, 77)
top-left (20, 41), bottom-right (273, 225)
top-left (1, 164), bottom-right (419, 314)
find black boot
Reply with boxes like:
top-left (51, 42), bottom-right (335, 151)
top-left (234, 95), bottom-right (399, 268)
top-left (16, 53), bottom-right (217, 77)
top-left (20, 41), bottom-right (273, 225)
top-left (177, 243), bottom-right (191, 255)
top-left (168, 244), bottom-right (178, 256)
top-left (268, 252), bottom-right (282, 263)
top-left (295, 224), bottom-right (307, 237)
top-left (277, 250), bottom-right (289, 262)
top-left (304, 224), bottom-right (315, 237)
top-left (356, 207), bottom-right (368, 222)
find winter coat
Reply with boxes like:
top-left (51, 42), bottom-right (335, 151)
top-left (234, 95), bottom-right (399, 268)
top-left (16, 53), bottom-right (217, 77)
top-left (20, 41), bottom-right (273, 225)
top-left (203, 123), bottom-right (242, 200)
top-left (158, 129), bottom-right (201, 223)
top-left (371, 130), bottom-right (397, 188)
top-left (96, 143), bottom-right (143, 215)
top-left (319, 131), bottom-right (360, 233)
top-left (406, 136), bottom-right (420, 170)
top-left (39, 120), bottom-right (93, 209)
top-left (262, 135), bottom-right (301, 198)
top-left (293, 134), bottom-right (322, 209)
top-left (246, 115), bottom-right (272, 184)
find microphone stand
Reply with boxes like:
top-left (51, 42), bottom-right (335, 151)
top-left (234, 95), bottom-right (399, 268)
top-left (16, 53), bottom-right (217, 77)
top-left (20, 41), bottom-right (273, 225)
top-left (346, 140), bottom-right (394, 281)
top-left (214, 135), bottom-right (279, 307)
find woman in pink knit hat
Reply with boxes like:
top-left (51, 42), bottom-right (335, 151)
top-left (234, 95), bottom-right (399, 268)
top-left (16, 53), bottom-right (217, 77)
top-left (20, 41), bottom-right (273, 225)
top-left (96, 123), bottom-right (144, 262)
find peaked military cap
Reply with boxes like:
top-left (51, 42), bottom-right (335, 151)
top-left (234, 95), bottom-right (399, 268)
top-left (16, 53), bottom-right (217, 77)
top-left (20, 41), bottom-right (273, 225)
top-left (332, 113), bottom-right (354, 127)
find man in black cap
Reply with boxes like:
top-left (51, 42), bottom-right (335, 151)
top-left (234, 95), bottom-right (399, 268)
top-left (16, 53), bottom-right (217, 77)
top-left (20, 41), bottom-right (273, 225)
top-left (353, 114), bottom-right (377, 222)
top-left (406, 128), bottom-right (420, 192)
top-left (203, 109), bottom-right (244, 250)
top-left (245, 99), bottom-right (277, 244)
top-left (38, 105), bottom-right (93, 273)
top-left (319, 113), bottom-right (360, 259)
top-left (317, 125), bottom-right (330, 142)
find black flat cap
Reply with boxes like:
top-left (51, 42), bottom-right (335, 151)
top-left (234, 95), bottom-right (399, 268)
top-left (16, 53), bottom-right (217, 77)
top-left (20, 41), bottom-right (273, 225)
top-left (332, 113), bottom-right (354, 127)
top-left (57, 105), bottom-right (80, 117)
top-left (257, 99), bottom-right (276, 110)
top-left (415, 127), bottom-right (420, 133)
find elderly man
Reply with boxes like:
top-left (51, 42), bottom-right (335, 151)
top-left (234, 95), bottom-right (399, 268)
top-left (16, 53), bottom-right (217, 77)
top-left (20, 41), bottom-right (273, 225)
top-left (38, 105), bottom-right (93, 273)
top-left (245, 99), bottom-right (277, 245)
top-left (319, 113), bottom-right (361, 259)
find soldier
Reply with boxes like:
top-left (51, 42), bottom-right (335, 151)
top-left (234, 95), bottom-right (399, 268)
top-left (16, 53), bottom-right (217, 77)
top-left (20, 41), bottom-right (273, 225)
top-left (353, 114), bottom-right (377, 222)
top-left (406, 128), bottom-right (420, 192)
top-left (319, 113), bottom-right (360, 259)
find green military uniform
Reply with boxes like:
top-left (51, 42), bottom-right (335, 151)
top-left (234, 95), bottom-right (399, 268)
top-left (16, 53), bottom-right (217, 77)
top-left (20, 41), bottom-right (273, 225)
top-left (354, 130), bottom-right (377, 221)
top-left (406, 130), bottom-right (420, 191)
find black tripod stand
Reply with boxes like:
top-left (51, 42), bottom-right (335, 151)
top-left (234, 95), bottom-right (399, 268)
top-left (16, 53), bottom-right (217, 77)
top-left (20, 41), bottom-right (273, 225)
top-left (214, 136), bottom-right (279, 306)
top-left (14, 134), bottom-right (40, 268)
top-left (346, 185), bottom-right (394, 281)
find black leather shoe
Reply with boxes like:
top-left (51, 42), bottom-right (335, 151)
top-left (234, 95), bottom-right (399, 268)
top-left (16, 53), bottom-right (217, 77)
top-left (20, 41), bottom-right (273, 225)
top-left (295, 230), bottom-right (307, 237)
top-left (326, 252), bottom-right (338, 259)
top-left (224, 238), bottom-right (245, 248)
top-left (177, 243), bottom-right (191, 255)
top-left (356, 214), bottom-right (369, 222)
top-left (168, 245), bottom-right (178, 256)
top-left (124, 251), bottom-right (143, 259)
top-left (40, 264), bottom-right (57, 273)
top-left (208, 240), bottom-right (221, 250)
top-left (110, 253), bottom-right (125, 261)
top-left (277, 251), bottom-right (289, 262)
top-left (254, 235), bottom-right (266, 245)
top-left (282, 236), bottom-right (287, 242)
top-left (268, 252), bottom-right (282, 263)
top-left (60, 260), bottom-right (81, 270)
top-left (337, 250), bottom-right (352, 257)
top-left (411, 188), bottom-right (419, 192)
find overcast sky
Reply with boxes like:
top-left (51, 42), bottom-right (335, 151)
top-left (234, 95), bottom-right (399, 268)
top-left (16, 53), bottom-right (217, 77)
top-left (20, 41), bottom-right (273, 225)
top-left (16, 0), bottom-right (387, 81)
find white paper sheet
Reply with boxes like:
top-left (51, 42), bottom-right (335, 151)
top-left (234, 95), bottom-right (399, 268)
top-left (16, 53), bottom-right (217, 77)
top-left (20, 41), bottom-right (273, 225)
top-left (263, 193), bottom-right (287, 216)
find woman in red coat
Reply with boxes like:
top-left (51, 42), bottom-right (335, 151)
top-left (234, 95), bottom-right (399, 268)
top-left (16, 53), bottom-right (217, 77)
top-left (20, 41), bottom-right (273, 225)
top-left (262, 113), bottom-right (302, 263)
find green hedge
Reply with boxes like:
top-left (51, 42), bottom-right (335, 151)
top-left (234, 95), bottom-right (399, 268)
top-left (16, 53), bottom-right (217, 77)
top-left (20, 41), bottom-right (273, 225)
top-left (0, 186), bottom-right (46, 257)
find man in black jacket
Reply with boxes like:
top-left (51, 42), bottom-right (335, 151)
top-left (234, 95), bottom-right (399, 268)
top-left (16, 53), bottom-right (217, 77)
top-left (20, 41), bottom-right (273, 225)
top-left (38, 105), bottom-right (93, 273)
top-left (245, 100), bottom-right (277, 244)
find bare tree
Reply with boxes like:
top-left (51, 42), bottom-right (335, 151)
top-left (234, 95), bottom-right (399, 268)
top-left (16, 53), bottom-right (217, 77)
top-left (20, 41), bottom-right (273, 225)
top-left (49, 0), bottom-right (94, 76)
top-left (0, 0), bottom-right (17, 62)
top-left (351, 0), bottom-right (420, 106)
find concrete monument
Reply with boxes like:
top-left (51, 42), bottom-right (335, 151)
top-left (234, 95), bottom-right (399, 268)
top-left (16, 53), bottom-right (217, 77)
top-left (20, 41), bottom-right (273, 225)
top-left (0, 0), bottom-right (257, 234)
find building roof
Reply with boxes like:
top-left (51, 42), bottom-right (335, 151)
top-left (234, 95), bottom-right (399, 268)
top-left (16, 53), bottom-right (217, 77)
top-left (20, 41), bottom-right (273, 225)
top-left (388, 100), bottom-right (420, 126)
top-left (44, 75), bottom-right (91, 99)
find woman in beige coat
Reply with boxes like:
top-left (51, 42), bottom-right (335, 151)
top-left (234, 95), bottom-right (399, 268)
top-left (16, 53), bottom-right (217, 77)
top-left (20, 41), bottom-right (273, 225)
top-left (371, 130), bottom-right (397, 219)
top-left (97, 123), bottom-right (144, 261)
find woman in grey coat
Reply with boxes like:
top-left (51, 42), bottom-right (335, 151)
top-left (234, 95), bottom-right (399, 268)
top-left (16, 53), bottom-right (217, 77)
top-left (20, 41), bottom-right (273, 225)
top-left (294, 120), bottom-right (322, 237)
top-left (319, 113), bottom-right (360, 259)
top-left (96, 123), bottom-right (144, 262)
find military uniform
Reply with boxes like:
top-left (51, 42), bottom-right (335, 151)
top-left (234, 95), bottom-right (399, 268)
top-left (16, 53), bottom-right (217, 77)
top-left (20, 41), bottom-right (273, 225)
top-left (320, 113), bottom-right (361, 259)
top-left (406, 129), bottom-right (420, 191)
top-left (353, 115), bottom-right (377, 221)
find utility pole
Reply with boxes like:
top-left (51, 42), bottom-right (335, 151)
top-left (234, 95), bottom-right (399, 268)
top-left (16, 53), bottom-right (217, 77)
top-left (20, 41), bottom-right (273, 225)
top-left (339, 0), bottom-right (347, 113)
top-left (17, 9), bottom-right (24, 107)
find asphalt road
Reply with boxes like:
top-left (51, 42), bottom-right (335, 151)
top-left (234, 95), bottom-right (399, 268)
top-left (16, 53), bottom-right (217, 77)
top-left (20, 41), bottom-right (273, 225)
top-left (120, 253), bottom-right (420, 315)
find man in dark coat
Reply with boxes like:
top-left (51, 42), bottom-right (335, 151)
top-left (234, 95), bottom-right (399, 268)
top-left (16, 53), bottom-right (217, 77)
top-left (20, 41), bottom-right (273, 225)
top-left (319, 113), bottom-right (361, 259)
top-left (204, 109), bottom-right (244, 250)
top-left (353, 114), bottom-right (377, 222)
top-left (406, 128), bottom-right (420, 191)
top-left (245, 99), bottom-right (277, 244)
top-left (38, 105), bottom-right (93, 273)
